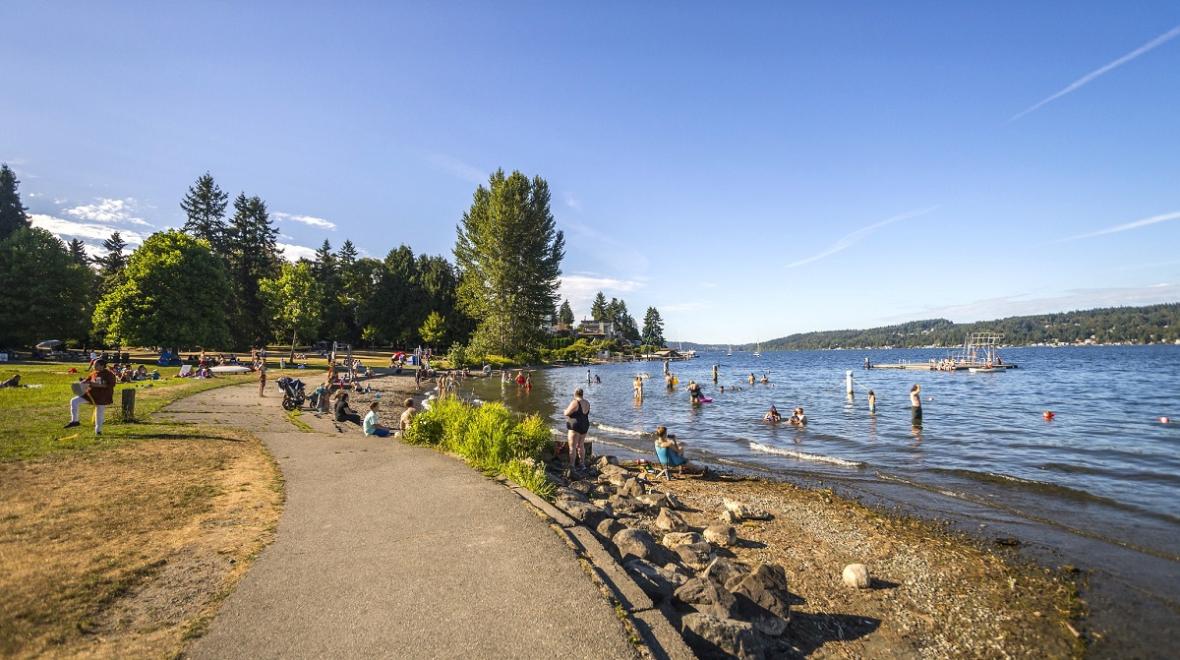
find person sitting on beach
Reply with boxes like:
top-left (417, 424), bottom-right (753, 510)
top-left (363, 401), bottom-right (391, 437)
top-left (332, 390), bottom-right (361, 425)
top-left (764, 405), bottom-right (782, 423)
top-left (653, 425), bottom-right (690, 475)
top-left (399, 398), bottom-right (417, 431)
top-left (789, 407), bottom-right (807, 426)
top-left (687, 380), bottom-right (703, 404)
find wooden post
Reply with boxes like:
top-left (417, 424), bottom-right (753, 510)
top-left (120, 388), bottom-right (136, 422)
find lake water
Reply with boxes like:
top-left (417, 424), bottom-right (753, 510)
top-left (470, 345), bottom-right (1180, 651)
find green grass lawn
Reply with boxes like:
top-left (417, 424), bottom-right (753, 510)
top-left (0, 362), bottom-right (256, 461)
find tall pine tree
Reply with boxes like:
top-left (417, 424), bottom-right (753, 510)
top-left (590, 292), bottom-right (608, 322)
top-left (454, 170), bottom-right (564, 356)
top-left (642, 306), bottom-right (665, 347)
top-left (67, 239), bottom-right (89, 265)
top-left (180, 172), bottom-right (229, 255)
top-left (0, 164), bottom-right (30, 240)
top-left (226, 193), bottom-right (281, 347)
top-left (558, 299), bottom-right (575, 327)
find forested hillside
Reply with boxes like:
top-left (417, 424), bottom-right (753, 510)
top-left (746, 303), bottom-right (1180, 350)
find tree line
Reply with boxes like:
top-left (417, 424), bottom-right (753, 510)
top-left (750, 303), bottom-right (1180, 351)
top-left (0, 163), bottom-right (568, 361)
top-left (584, 291), bottom-right (666, 347)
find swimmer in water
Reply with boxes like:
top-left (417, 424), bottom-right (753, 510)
top-left (868, 390), bottom-right (876, 414)
top-left (789, 407), bottom-right (807, 426)
top-left (760, 374), bottom-right (769, 384)
top-left (748, 372), bottom-right (756, 385)
top-left (633, 375), bottom-right (644, 399)
top-left (665, 373), bottom-right (675, 391)
top-left (687, 380), bottom-right (703, 405)
top-left (764, 405), bottom-right (782, 423)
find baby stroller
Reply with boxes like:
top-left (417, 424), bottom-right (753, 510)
top-left (276, 376), bottom-right (306, 411)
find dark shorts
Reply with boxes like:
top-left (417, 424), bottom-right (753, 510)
top-left (911, 406), bottom-right (923, 422)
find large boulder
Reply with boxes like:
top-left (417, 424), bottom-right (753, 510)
top-left (596, 517), bottom-right (625, 540)
top-left (607, 494), bottom-right (649, 516)
top-left (655, 508), bottom-right (689, 532)
top-left (704, 524), bottom-right (737, 547)
top-left (596, 455), bottom-right (619, 469)
top-left (598, 463), bottom-right (630, 486)
top-left (568, 480), bottom-right (595, 496)
top-left (703, 557), bottom-right (750, 589)
top-left (612, 527), bottom-right (657, 561)
top-left (842, 563), bottom-right (871, 589)
top-left (624, 557), bottom-right (688, 601)
top-left (729, 563), bottom-right (792, 636)
top-left (619, 477), bottom-right (645, 498)
top-left (682, 613), bottom-right (776, 660)
top-left (555, 486), bottom-right (588, 503)
top-left (674, 576), bottom-right (738, 618)
top-left (674, 541), bottom-right (716, 571)
top-left (661, 531), bottom-right (704, 548)
top-left (553, 499), bottom-right (612, 527)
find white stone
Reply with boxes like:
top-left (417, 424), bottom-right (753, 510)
top-left (842, 563), bottom-right (871, 589)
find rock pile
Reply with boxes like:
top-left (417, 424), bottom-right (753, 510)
top-left (549, 457), bottom-right (794, 659)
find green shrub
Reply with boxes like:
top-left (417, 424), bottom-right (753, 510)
top-left (400, 398), bottom-right (556, 498)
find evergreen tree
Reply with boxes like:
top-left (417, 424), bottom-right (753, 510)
top-left (0, 164), bottom-right (30, 241)
top-left (67, 239), bottom-right (89, 266)
top-left (419, 311), bottom-right (447, 348)
top-left (312, 239), bottom-right (348, 341)
top-left (642, 306), bottom-right (665, 347)
top-left (180, 172), bottom-right (229, 254)
top-left (607, 297), bottom-right (621, 322)
top-left (0, 228), bottom-right (91, 346)
top-left (93, 230), bottom-right (232, 348)
top-left (226, 193), bottom-right (281, 346)
top-left (590, 292), bottom-right (608, 321)
top-left (364, 245), bottom-right (424, 346)
top-left (312, 239), bottom-right (334, 278)
top-left (558, 299), bottom-right (575, 327)
top-left (94, 232), bottom-right (128, 296)
top-left (454, 170), bottom-right (565, 356)
top-left (417, 253), bottom-right (472, 347)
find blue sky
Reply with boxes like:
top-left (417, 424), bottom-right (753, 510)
top-left (3, 1), bottom-right (1179, 343)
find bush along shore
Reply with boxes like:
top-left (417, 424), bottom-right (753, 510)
top-left (541, 458), bottom-right (1084, 659)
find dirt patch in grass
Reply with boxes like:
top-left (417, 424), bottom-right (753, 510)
top-left (654, 474), bottom-right (1084, 658)
top-left (0, 427), bottom-right (281, 658)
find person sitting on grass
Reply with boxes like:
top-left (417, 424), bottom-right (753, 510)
top-left (1, 373), bottom-right (21, 388)
top-left (363, 401), bottom-right (391, 437)
top-left (653, 425), bottom-right (690, 475)
top-left (399, 397), bottom-right (417, 431)
top-left (332, 390), bottom-right (361, 425)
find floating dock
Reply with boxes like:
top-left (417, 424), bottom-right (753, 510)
top-left (866, 333), bottom-right (1018, 371)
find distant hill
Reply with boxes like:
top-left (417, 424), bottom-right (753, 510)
top-left (734, 303), bottom-right (1180, 351)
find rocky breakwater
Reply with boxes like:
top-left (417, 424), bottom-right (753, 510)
top-left (550, 457), bottom-right (797, 659)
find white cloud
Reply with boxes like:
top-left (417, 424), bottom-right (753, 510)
top-left (559, 274), bottom-right (644, 318)
top-left (787, 206), bottom-right (938, 268)
top-left (882, 283), bottom-right (1180, 324)
top-left (1060, 210), bottom-right (1180, 241)
top-left (66, 197), bottom-right (153, 227)
top-left (30, 213), bottom-right (146, 244)
top-left (274, 211), bottom-right (336, 231)
top-left (277, 242), bottom-right (319, 262)
top-left (1011, 23), bottom-right (1180, 121)
top-left (427, 153), bottom-right (488, 185)
top-left (564, 192), bottom-right (581, 211)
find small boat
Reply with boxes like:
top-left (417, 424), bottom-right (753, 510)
top-left (753, 343), bottom-right (762, 358)
top-left (968, 367), bottom-right (1003, 373)
top-left (726, 345), bottom-right (733, 356)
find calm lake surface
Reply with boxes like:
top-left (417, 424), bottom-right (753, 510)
top-left (472, 345), bottom-right (1180, 563)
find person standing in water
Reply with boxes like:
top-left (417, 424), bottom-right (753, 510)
top-left (687, 380), bottom-right (703, 405)
top-left (564, 388), bottom-right (590, 471)
top-left (748, 372), bottom-right (756, 385)
top-left (868, 390), bottom-right (877, 414)
top-left (909, 384), bottom-right (922, 424)
top-left (712, 364), bottom-right (719, 383)
top-left (633, 375), bottom-right (644, 400)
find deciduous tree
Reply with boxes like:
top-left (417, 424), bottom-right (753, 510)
top-left (260, 261), bottom-right (324, 355)
top-left (0, 228), bottom-right (91, 346)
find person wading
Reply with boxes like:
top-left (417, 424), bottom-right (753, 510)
top-left (564, 388), bottom-right (590, 472)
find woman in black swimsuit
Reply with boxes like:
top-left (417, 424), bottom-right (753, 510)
top-left (564, 388), bottom-right (590, 470)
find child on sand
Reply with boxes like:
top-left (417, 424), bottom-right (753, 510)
top-left (363, 401), bottom-right (391, 437)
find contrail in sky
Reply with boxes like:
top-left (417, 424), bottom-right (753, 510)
top-left (1060, 210), bottom-right (1180, 241)
top-left (787, 206), bottom-right (938, 268)
top-left (1011, 23), bottom-right (1180, 121)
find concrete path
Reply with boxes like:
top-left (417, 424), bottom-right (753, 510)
top-left (167, 384), bottom-right (636, 659)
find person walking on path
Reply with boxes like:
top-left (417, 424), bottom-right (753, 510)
top-left (64, 358), bottom-right (116, 434)
top-left (910, 384), bottom-right (922, 425)
top-left (564, 388), bottom-right (590, 471)
top-left (258, 363), bottom-right (267, 397)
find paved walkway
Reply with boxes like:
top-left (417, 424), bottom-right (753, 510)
top-left (167, 384), bottom-right (636, 659)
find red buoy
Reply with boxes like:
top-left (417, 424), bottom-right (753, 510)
top-left (1043, 411), bottom-right (1055, 421)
